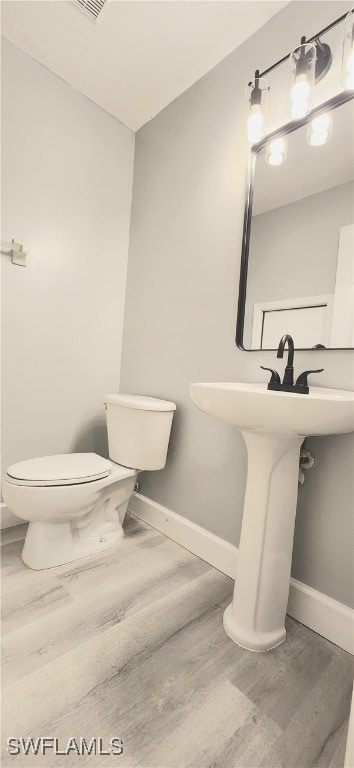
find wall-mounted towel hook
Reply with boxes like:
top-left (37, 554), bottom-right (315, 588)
top-left (1, 239), bottom-right (27, 266)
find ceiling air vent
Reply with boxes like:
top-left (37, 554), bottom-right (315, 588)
top-left (72, 0), bottom-right (107, 23)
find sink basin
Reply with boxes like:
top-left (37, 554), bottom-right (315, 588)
top-left (190, 382), bottom-right (354, 437)
top-left (190, 381), bottom-right (354, 652)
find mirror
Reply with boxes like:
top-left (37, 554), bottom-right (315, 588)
top-left (237, 93), bottom-right (354, 350)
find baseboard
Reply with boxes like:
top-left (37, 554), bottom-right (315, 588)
top-left (287, 578), bottom-right (353, 655)
top-left (0, 502), bottom-right (23, 530)
top-left (128, 492), bottom-right (238, 580)
top-left (128, 492), bottom-right (354, 655)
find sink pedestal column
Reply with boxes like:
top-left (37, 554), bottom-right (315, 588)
top-left (223, 430), bottom-right (303, 652)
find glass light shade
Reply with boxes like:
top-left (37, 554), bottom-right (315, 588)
top-left (265, 137), bottom-right (287, 166)
top-left (342, 9), bottom-right (354, 90)
top-left (245, 76), bottom-right (268, 144)
top-left (288, 42), bottom-right (316, 119)
top-left (307, 112), bottom-right (333, 146)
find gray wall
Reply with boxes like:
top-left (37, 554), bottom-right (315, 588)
top-left (121, 0), bottom-right (353, 608)
top-left (1, 40), bottom-right (135, 524)
top-left (244, 181), bottom-right (354, 347)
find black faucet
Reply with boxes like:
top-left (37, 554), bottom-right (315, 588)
top-left (277, 334), bottom-right (294, 386)
top-left (261, 334), bottom-right (324, 395)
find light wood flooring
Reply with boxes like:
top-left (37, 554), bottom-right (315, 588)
top-left (1, 513), bottom-right (353, 768)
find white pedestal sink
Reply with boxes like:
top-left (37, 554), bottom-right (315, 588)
top-left (190, 382), bottom-right (354, 652)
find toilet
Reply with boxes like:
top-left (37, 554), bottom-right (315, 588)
top-left (3, 394), bottom-right (176, 570)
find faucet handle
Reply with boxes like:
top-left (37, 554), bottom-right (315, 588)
top-left (295, 369), bottom-right (324, 391)
top-left (260, 366), bottom-right (281, 385)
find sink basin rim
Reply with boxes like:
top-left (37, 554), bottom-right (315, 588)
top-left (190, 382), bottom-right (354, 437)
top-left (190, 382), bottom-right (354, 402)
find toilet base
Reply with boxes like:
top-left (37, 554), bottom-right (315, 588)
top-left (22, 517), bottom-right (125, 570)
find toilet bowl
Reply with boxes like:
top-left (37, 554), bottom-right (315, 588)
top-left (3, 394), bottom-right (176, 569)
top-left (3, 454), bottom-right (137, 569)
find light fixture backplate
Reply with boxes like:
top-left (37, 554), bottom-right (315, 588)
top-left (314, 41), bottom-right (333, 83)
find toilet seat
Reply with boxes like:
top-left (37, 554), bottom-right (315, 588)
top-left (5, 453), bottom-right (113, 487)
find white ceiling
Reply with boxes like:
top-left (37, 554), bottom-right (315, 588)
top-left (1, 0), bottom-right (288, 131)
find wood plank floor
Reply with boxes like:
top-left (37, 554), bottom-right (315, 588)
top-left (1, 513), bottom-right (353, 768)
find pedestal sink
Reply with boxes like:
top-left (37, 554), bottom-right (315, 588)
top-left (190, 382), bottom-right (354, 652)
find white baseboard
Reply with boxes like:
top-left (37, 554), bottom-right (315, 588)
top-left (0, 502), bottom-right (23, 530)
top-left (287, 578), bottom-right (353, 655)
top-left (128, 492), bottom-right (354, 655)
top-left (129, 492), bottom-right (238, 579)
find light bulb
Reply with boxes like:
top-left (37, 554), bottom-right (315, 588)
top-left (308, 113), bottom-right (332, 147)
top-left (288, 41), bottom-right (316, 120)
top-left (308, 131), bottom-right (329, 146)
top-left (290, 74), bottom-right (311, 118)
top-left (312, 113), bottom-right (330, 131)
top-left (291, 76), bottom-right (311, 104)
top-left (266, 137), bottom-right (286, 166)
top-left (267, 153), bottom-right (284, 166)
top-left (269, 138), bottom-right (286, 154)
top-left (247, 106), bottom-right (264, 144)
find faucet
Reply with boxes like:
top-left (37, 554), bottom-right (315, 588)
top-left (277, 334), bottom-right (294, 386)
top-left (260, 333), bottom-right (324, 395)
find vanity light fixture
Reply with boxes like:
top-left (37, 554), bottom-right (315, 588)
top-left (246, 71), bottom-right (269, 144)
top-left (288, 38), bottom-right (316, 119)
top-left (265, 137), bottom-right (287, 165)
top-left (245, 10), bottom-right (349, 143)
top-left (287, 36), bottom-right (333, 119)
top-left (307, 112), bottom-right (333, 146)
top-left (342, 8), bottom-right (354, 90)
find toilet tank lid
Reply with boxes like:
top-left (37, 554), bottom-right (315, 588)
top-left (105, 394), bottom-right (176, 412)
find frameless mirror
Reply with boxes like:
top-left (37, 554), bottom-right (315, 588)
top-left (237, 94), bottom-right (354, 350)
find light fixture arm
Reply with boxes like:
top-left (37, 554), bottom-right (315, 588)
top-left (256, 11), bottom-right (348, 80)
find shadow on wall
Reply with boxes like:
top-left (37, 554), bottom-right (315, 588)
top-left (71, 416), bottom-right (109, 459)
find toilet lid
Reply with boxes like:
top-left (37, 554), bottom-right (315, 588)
top-left (105, 394), bottom-right (176, 411)
top-left (6, 453), bottom-right (112, 487)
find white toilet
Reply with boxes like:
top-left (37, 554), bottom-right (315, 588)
top-left (3, 394), bottom-right (176, 570)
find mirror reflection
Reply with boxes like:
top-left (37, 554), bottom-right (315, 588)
top-left (243, 98), bottom-right (354, 350)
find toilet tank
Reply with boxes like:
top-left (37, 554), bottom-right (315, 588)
top-left (104, 394), bottom-right (176, 471)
